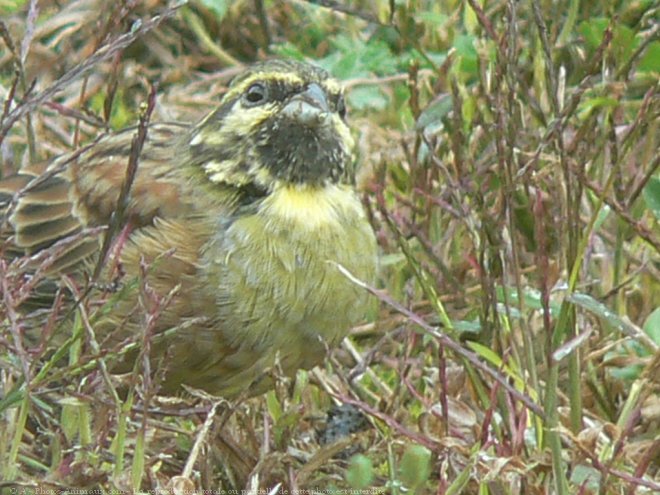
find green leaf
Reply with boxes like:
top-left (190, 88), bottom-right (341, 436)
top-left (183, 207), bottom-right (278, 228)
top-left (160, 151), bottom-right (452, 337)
top-left (446, 469), bottom-right (471, 495)
top-left (272, 42), bottom-right (307, 61)
top-left (612, 25), bottom-right (636, 65)
top-left (266, 391), bottom-right (282, 422)
top-left (578, 96), bottom-right (619, 118)
top-left (453, 34), bottom-right (478, 77)
top-left (321, 36), bottom-right (400, 79)
top-left (0, 0), bottom-right (29, 15)
top-left (272, 408), bottom-right (303, 448)
top-left (132, 429), bottom-right (146, 490)
top-left (348, 86), bottom-right (389, 111)
top-left (568, 293), bottom-right (619, 324)
top-left (570, 464), bottom-right (601, 491)
top-left (453, 319), bottom-right (482, 334)
top-left (642, 176), bottom-right (660, 220)
top-left (609, 363), bottom-right (644, 381)
top-left (567, 294), bottom-right (654, 352)
top-left (638, 41), bottom-right (660, 73)
top-left (468, 342), bottom-right (535, 400)
top-left (417, 11), bottom-right (449, 26)
top-left (463, 0), bottom-right (480, 34)
top-left (496, 286), bottom-right (561, 316)
top-left (89, 89), bottom-right (133, 131)
top-left (346, 454), bottom-right (374, 489)
top-left (578, 18), bottom-right (609, 50)
top-left (593, 204), bottom-right (612, 231)
top-left (512, 190), bottom-right (536, 250)
top-left (60, 399), bottom-right (85, 443)
top-left (198, 0), bottom-right (230, 20)
top-left (468, 341), bottom-right (503, 368)
top-left (416, 93), bottom-right (452, 132)
top-left (399, 444), bottom-right (432, 488)
top-left (292, 369), bottom-right (309, 403)
top-left (643, 307), bottom-right (660, 345)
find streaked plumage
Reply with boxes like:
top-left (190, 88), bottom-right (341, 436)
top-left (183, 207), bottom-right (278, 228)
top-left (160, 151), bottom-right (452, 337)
top-left (1, 60), bottom-right (378, 397)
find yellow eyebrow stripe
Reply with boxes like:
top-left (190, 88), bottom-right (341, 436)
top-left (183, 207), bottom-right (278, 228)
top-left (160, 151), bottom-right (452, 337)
top-left (224, 72), bottom-right (305, 101)
top-left (222, 72), bottom-right (343, 104)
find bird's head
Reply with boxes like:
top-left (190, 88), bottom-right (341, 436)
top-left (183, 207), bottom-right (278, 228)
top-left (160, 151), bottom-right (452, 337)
top-left (185, 60), bottom-right (354, 201)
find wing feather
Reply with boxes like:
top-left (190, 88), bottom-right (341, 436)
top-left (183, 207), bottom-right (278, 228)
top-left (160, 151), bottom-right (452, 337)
top-left (1, 123), bottom-right (191, 273)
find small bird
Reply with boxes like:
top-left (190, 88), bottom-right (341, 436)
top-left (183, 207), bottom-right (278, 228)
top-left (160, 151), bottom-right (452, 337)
top-left (0, 59), bottom-right (378, 397)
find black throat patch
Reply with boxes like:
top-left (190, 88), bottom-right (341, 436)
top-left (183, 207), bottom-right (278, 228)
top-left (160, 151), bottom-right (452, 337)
top-left (254, 114), bottom-right (350, 185)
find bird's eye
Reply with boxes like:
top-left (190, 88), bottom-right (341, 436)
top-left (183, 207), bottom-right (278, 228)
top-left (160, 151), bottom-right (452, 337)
top-left (336, 94), bottom-right (347, 119)
top-left (243, 83), bottom-right (268, 106)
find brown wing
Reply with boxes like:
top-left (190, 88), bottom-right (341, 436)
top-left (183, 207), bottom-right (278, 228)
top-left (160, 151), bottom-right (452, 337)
top-left (92, 215), bottom-right (221, 389)
top-left (1, 123), bottom-right (191, 274)
top-left (101, 215), bottom-right (213, 331)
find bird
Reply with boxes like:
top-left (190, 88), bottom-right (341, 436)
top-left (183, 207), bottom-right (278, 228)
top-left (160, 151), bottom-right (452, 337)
top-left (0, 59), bottom-right (378, 398)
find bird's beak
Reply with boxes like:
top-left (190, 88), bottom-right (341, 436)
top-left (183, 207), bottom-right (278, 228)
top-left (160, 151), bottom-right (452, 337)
top-left (281, 83), bottom-right (330, 125)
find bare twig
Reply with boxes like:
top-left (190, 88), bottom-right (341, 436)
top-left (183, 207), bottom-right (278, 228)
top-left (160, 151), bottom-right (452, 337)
top-left (91, 84), bottom-right (158, 281)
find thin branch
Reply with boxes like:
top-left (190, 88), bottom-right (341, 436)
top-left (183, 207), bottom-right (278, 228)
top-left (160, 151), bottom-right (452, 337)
top-left (91, 84), bottom-right (158, 281)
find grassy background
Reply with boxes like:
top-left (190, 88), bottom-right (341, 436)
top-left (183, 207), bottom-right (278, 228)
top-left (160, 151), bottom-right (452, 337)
top-left (1, 0), bottom-right (658, 493)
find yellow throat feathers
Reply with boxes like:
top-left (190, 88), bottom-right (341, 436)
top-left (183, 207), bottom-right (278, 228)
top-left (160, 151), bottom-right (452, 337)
top-left (261, 183), bottom-right (364, 231)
